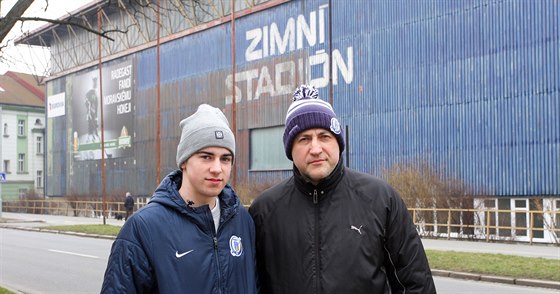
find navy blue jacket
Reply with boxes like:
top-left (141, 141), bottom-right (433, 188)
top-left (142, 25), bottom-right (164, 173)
top-left (102, 170), bottom-right (257, 293)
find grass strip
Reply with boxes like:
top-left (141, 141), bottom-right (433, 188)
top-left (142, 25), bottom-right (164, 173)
top-left (44, 224), bottom-right (122, 236)
top-left (426, 249), bottom-right (560, 281)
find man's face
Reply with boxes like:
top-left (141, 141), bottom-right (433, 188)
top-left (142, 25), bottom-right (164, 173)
top-left (291, 128), bottom-right (340, 185)
top-left (180, 146), bottom-right (233, 206)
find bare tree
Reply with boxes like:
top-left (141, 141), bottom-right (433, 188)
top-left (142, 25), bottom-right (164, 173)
top-left (0, 0), bottom-right (35, 46)
top-left (1, 0), bottom-right (220, 77)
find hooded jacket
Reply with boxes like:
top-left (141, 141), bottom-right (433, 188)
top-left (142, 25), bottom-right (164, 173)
top-left (249, 161), bottom-right (435, 294)
top-left (102, 170), bottom-right (257, 294)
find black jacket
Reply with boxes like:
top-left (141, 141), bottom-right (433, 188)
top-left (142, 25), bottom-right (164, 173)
top-left (249, 161), bottom-right (436, 294)
top-left (124, 195), bottom-right (134, 210)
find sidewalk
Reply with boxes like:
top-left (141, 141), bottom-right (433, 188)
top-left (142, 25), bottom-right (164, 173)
top-left (0, 211), bottom-right (124, 240)
top-left (1, 212), bottom-right (559, 290)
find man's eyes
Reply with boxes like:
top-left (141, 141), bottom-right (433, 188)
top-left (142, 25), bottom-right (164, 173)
top-left (198, 154), bottom-right (232, 162)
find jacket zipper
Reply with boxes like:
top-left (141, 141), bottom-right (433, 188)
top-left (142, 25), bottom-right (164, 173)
top-left (211, 205), bottom-right (227, 294)
top-left (313, 189), bottom-right (320, 293)
top-left (214, 236), bottom-right (223, 293)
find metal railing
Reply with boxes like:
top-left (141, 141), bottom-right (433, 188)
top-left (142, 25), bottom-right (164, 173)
top-left (2, 200), bottom-right (559, 244)
top-left (409, 207), bottom-right (559, 245)
top-left (1, 199), bottom-right (149, 218)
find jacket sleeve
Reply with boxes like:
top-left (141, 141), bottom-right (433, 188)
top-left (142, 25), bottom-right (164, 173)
top-left (101, 226), bottom-right (155, 293)
top-left (383, 188), bottom-right (436, 294)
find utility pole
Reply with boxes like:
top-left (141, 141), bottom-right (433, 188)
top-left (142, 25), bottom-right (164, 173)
top-left (0, 105), bottom-right (4, 218)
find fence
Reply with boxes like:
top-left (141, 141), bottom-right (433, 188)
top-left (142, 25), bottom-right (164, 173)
top-left (410, 208), bottom-right (559, 245)
top-left (2, 200), bottom-right (559, 244)
top-left (1, 199), bottom-right (149, 218)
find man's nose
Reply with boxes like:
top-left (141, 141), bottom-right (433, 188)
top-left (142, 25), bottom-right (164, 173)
top-left (209, 159), bottom-right (222, 173)
top-left (309, 137), bottom-right (323, 154)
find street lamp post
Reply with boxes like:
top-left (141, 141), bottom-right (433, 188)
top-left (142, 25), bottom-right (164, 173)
top-left (0, 105), bottom-right (4, 218)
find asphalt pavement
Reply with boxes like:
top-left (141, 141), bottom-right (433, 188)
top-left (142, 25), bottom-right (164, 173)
top-left (1, 212), bottom-right (559, 290)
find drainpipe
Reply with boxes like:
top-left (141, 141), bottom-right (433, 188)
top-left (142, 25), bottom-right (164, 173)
top-left (231, 0), bottom-right (237, 189)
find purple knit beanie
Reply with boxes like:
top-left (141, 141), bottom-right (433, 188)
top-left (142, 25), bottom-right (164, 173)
top-left (283, 85), bottom-right (345, 160)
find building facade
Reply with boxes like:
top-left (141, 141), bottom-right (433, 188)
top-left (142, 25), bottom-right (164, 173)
top-left (16, 0), bottom-right (560, 242)
top-left (0, 71), bottom-right (45, 200)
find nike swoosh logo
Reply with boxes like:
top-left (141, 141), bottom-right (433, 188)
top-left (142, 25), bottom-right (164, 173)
top-left (175, 249), bottom-right (194, 258)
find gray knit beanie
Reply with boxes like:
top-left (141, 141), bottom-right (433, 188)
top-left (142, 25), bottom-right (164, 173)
top-left (176, 104), bottom-right (235, 167)
top-left (283, 85), bottom-right (345, 160)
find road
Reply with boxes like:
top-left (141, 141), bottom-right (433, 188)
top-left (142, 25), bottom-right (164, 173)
top-left (0, 229), bottom-right (111, 293)
top-left (1, 228), bottom-right (559, 293)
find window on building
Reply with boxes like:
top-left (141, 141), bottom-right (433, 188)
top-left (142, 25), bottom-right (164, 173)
top-left (529, 199), bottom-right (545, 239)
top-left (497, 199), bottom-right (511, 237)
top-left (36, 136), bottom-right (43, 154)
top-left (18, 188), bottom-right (27, 199)
top-left (18, 153), bottom-right (25, 173)
top-left (3, 123), bottom-right (7, 136)
top-left (484, 199), bottom-right (496, 208)
top-left (515, 199), bottom-right (527, 208)
top-left (36, 170), bottom-right (43, 188)
top-left (17, 119), bottom-right (25, 136)
top-left (250, 126), bottom-right (292, 170)
top-left (3, 160), bottom-right (9, 173)
top-left (514, 199), bottom-right (528, 237)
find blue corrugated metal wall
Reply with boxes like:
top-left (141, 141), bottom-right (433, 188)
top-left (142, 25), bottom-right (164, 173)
top-left (322, 0), bottom-right (559, 195)
top-left (49, 0), bottom-right (559, 197)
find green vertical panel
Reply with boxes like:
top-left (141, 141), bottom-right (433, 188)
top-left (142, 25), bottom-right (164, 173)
top-left (1, 183), bottom-right (19, 200)
top-left (1, 182), bottom-right (34, 200)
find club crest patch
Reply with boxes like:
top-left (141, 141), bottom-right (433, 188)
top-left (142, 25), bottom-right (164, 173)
top-left (330, 117), bottom-right (341, 134)
top-left (229, 235), bottom-right (243, 257)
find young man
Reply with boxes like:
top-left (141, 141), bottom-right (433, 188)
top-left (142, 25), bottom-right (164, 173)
top-left (102, 104), bottom-right (257, 293)
top-left (249, 85), bottom-right (436, 293)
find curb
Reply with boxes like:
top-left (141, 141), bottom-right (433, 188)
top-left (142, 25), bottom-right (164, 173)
top-left (431, 269), bottom-right (560, 290)
top-left (0, 225), bottom-right (116, 240)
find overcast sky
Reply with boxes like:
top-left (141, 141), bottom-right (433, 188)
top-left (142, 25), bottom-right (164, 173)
top-left (0, 0), bottom-right (92, 75)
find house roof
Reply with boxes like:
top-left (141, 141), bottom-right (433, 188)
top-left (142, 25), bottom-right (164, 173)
top-left (0, 71), bottom-right (45, 107)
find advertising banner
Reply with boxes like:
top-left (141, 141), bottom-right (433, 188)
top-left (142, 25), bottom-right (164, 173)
top-left (47, 92), bottom-right (66, 118)
top-left (71, 60), bottom-right (134, 160)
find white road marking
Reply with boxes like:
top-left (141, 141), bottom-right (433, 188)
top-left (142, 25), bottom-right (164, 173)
top-left (48, 249), bottom-right (100, 259)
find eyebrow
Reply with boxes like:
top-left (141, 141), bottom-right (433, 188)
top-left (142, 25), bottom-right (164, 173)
top-left (299, 130), bottom-right (330, 137)
top-left (196, 151), bottom-right (233, 157)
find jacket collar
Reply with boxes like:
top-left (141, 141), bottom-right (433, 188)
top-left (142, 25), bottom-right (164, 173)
top-left (151, 169), bottom-right (239, 220)
top-left (293, 159), bottom-right (345, 199)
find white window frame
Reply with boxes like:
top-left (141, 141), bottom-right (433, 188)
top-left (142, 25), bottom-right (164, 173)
top-left (18, 153), bottom-right (25, 173)
top-left (36, 170), bottom-right (43, 188)
top-left (17, 119), bottom-right (25, 136)
top-left (36, 136), bottom-right (43, 154)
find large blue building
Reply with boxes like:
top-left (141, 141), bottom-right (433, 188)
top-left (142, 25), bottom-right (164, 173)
top-left (17, 0), bottom-right (559, 241)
